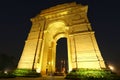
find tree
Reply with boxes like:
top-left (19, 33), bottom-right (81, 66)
top-left (0, 54), bottom-right (16, 71)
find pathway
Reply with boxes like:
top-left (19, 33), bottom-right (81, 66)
top-left (0, 76), bottom-right (66, 80)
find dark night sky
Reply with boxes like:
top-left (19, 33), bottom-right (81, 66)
top-left (0, 0), bottom-right (120, 73)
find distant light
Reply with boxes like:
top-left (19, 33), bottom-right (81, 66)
top-left (4, 70), bottom-right (8, 74)
top-left (108, 65), bottom-right (114, 71)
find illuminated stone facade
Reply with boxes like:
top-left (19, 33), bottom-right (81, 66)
top-left (17, 2), bottom-right (106, 75)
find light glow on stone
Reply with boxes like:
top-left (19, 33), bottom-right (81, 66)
top-left (36, 68), bottom-right (41, 73)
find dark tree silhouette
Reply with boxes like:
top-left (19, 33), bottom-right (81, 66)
top-left (0, 53), bottom-right (16, 71)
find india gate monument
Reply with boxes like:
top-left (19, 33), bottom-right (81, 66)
top-left (17, 2), bottom-right (106, 75)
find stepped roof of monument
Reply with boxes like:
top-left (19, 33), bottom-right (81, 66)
top-left (40, 2), bottom-right (87, 15)
top-left (30, 2), bottom-right (88, 21)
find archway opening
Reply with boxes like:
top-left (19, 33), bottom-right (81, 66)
top-left (55, 38), bottom-right (68, 73)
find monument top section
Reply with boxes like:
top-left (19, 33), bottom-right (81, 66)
top-left (31, 2), bottom-right (88, 22)
top-left (40, 2), bottom-right (88, 14)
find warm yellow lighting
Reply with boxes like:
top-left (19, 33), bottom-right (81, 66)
top-left (4, 70), bottom-right (8, 74)
top-left (109, 65), bottom-right (114, 71)
top-left (36, 63), bottom-right (41, 73)
top-left (45, 11), bottom-right (68, 18)
top-left (48, 61), bottom-right (51, 65)
top-left (59, 11), bottom-right (68, 15)
top-left (17, 2), bottom-right (106, 75)
top-left (36, 68), bottom-right (41, 73)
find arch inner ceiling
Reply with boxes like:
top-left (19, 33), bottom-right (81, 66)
top-left (46, 21), bottom-right (67, 46)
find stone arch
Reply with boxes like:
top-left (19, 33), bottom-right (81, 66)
top-left (17, 2), bottom-right (106, 75)
top-left (44, 21), bottom-right (68, 47)
top-left (46, 20), bottom-right (68, 30)
top-left (40, 21), bottom-right (72, 74)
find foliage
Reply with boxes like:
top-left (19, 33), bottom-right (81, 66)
top-left (13, 69), bottom-right (41, 77)
top-left (65, 68), bottom-right (120, 80)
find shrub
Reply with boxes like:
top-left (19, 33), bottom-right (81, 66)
top-left (13, 69), bottom-right (41, 77)
top-left (65, 68), bottom-right (120, 80)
